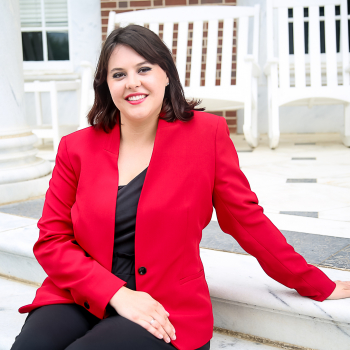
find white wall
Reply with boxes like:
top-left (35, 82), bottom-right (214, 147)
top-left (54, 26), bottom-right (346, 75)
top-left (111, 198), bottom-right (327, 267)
top-left (237, 0), bottom-right (344, 135)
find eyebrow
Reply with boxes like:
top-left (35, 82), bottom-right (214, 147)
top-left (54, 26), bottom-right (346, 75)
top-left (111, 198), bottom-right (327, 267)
top-left (110, 61), bottom-right (151, 73)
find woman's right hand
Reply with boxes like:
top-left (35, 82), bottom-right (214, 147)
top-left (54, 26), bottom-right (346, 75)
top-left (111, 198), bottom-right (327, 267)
top-left (109, 286), bottom-right (176, 343)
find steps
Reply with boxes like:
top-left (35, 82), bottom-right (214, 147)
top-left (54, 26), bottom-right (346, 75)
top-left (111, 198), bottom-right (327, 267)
top-left (0, 278), bottom-right (284, 350)
top-left (200, 249), bottom-right (350, 350)
top-left (1, 212), bottom-right (350, 349)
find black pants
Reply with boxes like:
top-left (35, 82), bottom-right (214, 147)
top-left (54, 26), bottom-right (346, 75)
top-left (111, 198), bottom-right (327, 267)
top-left (11, 304), bottom-right (211, 350)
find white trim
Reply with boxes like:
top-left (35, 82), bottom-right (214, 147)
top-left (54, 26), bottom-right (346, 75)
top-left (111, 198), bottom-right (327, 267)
top-left (23, 60), bottom-right (73, 72)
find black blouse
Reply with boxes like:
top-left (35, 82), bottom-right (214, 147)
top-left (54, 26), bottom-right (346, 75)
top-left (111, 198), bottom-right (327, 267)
top-left (111, 167), bottom-right (148, 291)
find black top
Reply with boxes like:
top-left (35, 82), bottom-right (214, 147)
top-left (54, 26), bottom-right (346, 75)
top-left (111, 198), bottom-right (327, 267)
top-left (111, 167), bottom-right (148, 291)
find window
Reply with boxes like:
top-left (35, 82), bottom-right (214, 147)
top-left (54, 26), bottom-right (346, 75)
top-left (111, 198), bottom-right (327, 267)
top-left (20, 0), bottom-right (71, 71)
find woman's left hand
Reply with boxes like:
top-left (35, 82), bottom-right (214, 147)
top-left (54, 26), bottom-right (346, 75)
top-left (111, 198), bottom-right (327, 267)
top-left (326, 281), bottom-right (350, 300)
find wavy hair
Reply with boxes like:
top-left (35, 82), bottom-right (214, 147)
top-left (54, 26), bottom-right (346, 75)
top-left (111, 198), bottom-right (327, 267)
top-left (87, 24), bottom-right (205, 132)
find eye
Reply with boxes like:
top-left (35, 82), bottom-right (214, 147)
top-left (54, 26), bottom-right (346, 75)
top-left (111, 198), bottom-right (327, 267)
top-left (112, 67), bottom-right (151, 79)
top-left (139, 67), bottom-right (151, 73)
top-left (112, 72), bottom-right (124, 79)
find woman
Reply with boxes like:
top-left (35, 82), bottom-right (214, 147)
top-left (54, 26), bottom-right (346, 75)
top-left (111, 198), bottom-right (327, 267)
top-left (12, 25), bottom-right (350, 350)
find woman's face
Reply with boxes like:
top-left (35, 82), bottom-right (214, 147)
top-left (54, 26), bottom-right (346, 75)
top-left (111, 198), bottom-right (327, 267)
top-left (106, 44), bottom-right (169, 124)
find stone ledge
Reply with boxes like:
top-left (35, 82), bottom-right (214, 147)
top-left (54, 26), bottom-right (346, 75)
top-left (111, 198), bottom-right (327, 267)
top-left (1, 221), bottom-right (350, 349)
top-left (200, 249), bottom-right (350, 350)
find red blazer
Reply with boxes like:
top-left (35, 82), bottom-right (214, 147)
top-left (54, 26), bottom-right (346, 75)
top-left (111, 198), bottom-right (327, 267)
top-left (19, 111), bottom-right (335, 350)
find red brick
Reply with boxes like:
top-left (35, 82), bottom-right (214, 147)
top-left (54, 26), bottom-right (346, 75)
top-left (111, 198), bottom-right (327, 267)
top-left (225, 111), bottom-right (236, 117)
top-left (217, 47), bottom-right (222, 53)
top-left (211, 111), bottom-right (223, 116)
top-left (201, 0), bottom-right (222, 3)
top-left (101, 2), bottom-right (117, 8)
top-left (119, 1), bottom-right (128, 7)
top-left (102, 18), bottom-right (109, 25)
top-left (231, 79), bottom-right (236, 85)
top-left (130, 0), bottom-right (151, 6)
top-left (165, 0), bottom-right (186, 5)
top-left (226, 119), bottom-right (237, 126)
top-left (231, 63), bottom-right (236, 69)
top-left (186, 72), bottom-right (190, 78)
top-left (173, 32), bottom-right (178, 39)
top-left (200, 79), bottom-right (205, 86)
top-left (101, 10), bottom-right (110, 16)
top-left (187, 40), bottom-right (192, 46)
top-left (218, 30), bottom-right (223, 36)
top-left (219, 22), bottom-right (223, 29)
top-left (228, 126), bottom-right (237, 133)
top-left (154, 0), bottom-right (163, 5)
top-left (202, 48), bottom-right (207, 54)
top-left (102, 34), bottom-right (107, 40)
top-left (159, 24), bottom-right (163, 30)
top-left (174, 23), bottom-right (178, 30)
top-left (114, 9), bottom-right (133, 12)
top-left (201, 71), bottom-right (205, 78)
top-left (189, 0), bottom-right (198, 3)
top-left (172, 49), bottom-right (177, 54)
top-left (232, 47), bottom-right (236, 53)
top-left (232, 55), bottom-right (236, 61)
top-left (215, 79), bottom-right (220, 85)
top-left (218, 39), bottom-right (222, 45)
top-left (216, 63), bottom-right (221, 69)
top-left (189, 23), bottom-right (193, 29)
top-left (102, 26), bottom-right (108, 33)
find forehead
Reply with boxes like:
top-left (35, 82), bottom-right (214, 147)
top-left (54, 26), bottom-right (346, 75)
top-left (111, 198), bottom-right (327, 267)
top-left (108, 44), bottom-right (146, 67)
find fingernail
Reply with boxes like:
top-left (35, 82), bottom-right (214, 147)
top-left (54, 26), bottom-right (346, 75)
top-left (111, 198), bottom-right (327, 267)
top-left (158, 334), bottom-right (163, 339)
top-left (167, 337), bottom-right (170, 343)
top-left (172, 335), bottom-right (176, 340)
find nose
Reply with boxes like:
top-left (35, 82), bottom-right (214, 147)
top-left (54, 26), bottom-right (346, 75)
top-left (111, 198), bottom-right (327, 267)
top-left (125, 73), bottom-right (141, 89)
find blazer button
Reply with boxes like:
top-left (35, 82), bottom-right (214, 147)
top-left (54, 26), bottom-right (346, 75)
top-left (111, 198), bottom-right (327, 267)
top-left (84, 301), bottom-right (90, 309)
top-left (138, 267), bottom-right (147, 275)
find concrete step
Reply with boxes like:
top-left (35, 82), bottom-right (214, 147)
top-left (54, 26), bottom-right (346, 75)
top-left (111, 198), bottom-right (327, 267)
top-left (0, 277), bottom-right (281, 350)
top-left (200, 249), bottom-right (350, 350)
top-left (1, 212), bottom-right (350, 349)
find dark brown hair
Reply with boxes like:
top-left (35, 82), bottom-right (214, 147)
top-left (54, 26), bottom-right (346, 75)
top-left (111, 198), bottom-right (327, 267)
top-left (87, 24), bottom-right (205, 132)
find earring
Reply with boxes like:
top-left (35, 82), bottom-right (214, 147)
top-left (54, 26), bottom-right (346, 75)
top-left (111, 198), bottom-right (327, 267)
top-left (166, 82), bottom-right (169, 86)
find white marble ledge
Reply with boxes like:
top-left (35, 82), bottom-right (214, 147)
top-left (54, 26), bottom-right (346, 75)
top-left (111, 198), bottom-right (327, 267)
top-left (0, 225), bottom-right (38, 258)
top-left (211, 332), bottom-right (275, 349)
top-left (0, 212), bottom-right (37, 233)
top-left (200, 248), bottom-right (350, 325)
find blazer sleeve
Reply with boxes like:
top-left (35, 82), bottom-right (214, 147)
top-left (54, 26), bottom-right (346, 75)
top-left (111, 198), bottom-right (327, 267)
top-left (33, 136), bottom-right (126, 319)
top-left (212, 116), bottom-right (336, 301)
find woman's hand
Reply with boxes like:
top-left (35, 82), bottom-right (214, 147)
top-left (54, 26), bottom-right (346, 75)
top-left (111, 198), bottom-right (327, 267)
top-left (326, 280), bottom-right (350, 300)
top-left (109, 286), bottom-right (176, 343)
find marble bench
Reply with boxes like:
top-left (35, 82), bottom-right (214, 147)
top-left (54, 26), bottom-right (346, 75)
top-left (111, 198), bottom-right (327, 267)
top-left (1, 213), bottom-right (350, 350)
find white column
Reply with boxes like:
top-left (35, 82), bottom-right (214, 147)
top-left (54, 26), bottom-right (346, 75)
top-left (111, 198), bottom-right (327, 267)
top-left (0, 0), bottom-right (51, 204)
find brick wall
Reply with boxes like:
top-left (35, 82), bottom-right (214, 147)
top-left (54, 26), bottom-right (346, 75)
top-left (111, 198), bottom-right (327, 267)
top-left (100, 0), bottom-right (237, 133)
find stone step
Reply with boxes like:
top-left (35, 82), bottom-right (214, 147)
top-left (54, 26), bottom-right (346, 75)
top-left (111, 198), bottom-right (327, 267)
top-left (1, 213), bottom-right (350, 349)
top-left (1, 277), bottom-right (280, 350)
top-left (200, 249), bottom-right (350, 350)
